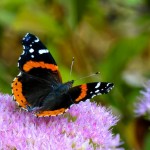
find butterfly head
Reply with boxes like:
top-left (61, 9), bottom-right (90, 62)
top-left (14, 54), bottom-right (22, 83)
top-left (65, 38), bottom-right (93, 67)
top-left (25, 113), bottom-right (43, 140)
top-left (65, 80), bottom-right (74, 87)
top-left (57, 80), bottom-right (74, 95)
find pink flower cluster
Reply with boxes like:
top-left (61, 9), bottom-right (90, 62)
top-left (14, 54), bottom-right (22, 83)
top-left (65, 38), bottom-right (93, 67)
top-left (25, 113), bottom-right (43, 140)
top-left (0, 93), bottom-right (123, 150)
top-left (135, 80), bottom-right (150, 119)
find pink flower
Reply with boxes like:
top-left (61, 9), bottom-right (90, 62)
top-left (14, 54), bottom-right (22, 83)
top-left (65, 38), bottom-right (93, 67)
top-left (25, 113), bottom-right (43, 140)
top-left (0, 93), bottom-right (123, 150)
top-left (135, 80), bottom-right (150, 119)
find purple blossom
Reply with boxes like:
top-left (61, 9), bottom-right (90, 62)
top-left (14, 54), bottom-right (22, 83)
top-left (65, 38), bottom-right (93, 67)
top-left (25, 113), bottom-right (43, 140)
top-left (135, 81), bottom-right (150, 119)
top-left (0, 93), bottom-right (123, 150)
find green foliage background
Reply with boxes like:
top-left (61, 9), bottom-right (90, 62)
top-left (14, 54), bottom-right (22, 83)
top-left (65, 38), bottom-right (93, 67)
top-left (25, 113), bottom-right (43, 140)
top-left (0, 0), bottom-right (150, 149)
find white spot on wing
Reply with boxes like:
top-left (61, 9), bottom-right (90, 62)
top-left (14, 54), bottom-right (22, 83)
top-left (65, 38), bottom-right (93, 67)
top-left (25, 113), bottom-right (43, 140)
top-left (107, 83), bottom-right (111, 86)
top-left (16, 101), bottom-right (19, 106)
top-left (13, 95), bottom-right (15, 100)
top-left (38, 49), bottom-right (49, 54)
top-left (92, 94), bottom-right (96, 98)
top-left (95, 90), bottom-right (99, 93)
top-left (34, 37), bottom-right (39, 42)
top-left (97, 93), bottom-right (102, 95)
top-left (31, 55), bottom-right (34, 58)
top-left (65, 109), bottom-right (69, 112)
top-left (18, 72), bottom-right (22, 76)
top-left (95, 82), bottom-right (101, 88)
top-left (25, 33), bottom-right (29, 37)
top-left (12, 77), bottom-right (17, 82)
top-left (29, 48), bottom-right (34, 53)
top-left (21, 51), bottom-right (25, 55)
top-left (12, 88), bottom-right (14, 94)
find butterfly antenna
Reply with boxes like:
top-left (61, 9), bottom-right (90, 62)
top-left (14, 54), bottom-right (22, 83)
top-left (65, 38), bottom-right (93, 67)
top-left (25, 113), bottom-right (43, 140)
top-left (75, 72), bottom-right (100, 82)
top-left (69, 57), bottom-right (75, 80)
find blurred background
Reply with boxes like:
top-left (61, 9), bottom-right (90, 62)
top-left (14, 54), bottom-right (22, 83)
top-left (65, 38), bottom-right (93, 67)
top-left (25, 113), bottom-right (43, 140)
top-left (0, 0), bottom-right (150, 149)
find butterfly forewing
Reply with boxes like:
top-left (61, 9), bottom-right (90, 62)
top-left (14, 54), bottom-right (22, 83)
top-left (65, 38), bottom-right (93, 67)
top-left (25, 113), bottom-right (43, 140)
top-left (18, 33), bottom-right (62, 83)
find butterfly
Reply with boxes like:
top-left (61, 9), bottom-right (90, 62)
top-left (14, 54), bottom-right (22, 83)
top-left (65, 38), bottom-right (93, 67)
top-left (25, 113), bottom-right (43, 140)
top-left (12, 33), bottom-right (114, 117)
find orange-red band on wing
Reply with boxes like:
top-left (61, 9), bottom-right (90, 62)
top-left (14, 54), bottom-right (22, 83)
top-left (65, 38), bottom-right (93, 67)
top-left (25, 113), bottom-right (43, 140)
top-left (12, 78), bottom-right (28, 109)
top-left (23, 60), bottom-right (58, 72)
top-left (75, 84), bottom-right (87, 102)
top-left (35, 108), bottom-right (66, 117)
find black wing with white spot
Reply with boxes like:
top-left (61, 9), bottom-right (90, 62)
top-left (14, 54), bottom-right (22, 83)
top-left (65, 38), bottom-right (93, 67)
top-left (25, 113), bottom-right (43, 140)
top-left (33, 82), bottom-right (114, 117)
top-left (66, 82), bottom-right (114, 104)
top-left (18, 33), bottom-right (62, 83)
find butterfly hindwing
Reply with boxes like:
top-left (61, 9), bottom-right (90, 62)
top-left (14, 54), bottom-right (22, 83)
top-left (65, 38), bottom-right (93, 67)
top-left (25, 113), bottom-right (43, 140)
top-left (67, 82), bottom-right (114, 103)
top-left (35, 94), bottom-right (73, 117)
top-left (34, 82), bottom-right (114, 117)
top-left (12, 72), bottom-right (54, 110)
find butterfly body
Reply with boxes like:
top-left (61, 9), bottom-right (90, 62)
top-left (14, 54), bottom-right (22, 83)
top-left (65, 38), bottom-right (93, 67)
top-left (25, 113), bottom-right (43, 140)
top-left (12, 33), bottom-right (114, 117)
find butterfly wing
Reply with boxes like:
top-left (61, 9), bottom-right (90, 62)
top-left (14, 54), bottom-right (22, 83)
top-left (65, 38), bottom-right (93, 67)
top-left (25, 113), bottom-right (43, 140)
top-left (19, 33), bottom-right (62, 83)
top-left (12, 72), bottom-right (54, 110)
top-left (12, 33), bottom-right (114, 117)
top-left (12, 33), bottom-right (61, 110)
top-left (67, 82), bottom-right (114, 103)
top-left (34, 94), bottom-right (73, 117)
top-left (35, 82), bottom-right (114, 117)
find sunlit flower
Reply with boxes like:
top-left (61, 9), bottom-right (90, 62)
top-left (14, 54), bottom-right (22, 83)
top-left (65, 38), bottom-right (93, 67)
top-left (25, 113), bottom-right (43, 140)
top-left (135, 80), bottom-right (150, 119)
top-left (0, 93), bottom-right (123, 150)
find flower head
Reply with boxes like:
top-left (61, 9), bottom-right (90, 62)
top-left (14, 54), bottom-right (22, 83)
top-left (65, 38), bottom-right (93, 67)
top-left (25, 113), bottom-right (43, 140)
top-left (135, 80), bottom-right (150, 119)
top-left (0, 93), bottom-right (123, 150)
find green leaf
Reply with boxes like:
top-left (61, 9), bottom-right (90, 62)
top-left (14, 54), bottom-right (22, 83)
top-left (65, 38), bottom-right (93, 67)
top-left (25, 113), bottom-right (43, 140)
top-left (100, 35), bottom-right (149, 81)
top-left (144, 132), bottom-right (150, 150)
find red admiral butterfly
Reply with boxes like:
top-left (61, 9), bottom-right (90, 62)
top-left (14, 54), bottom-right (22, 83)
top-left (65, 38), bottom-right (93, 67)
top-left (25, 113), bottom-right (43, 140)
top-left (12, 33), bottom-right (114, 117)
